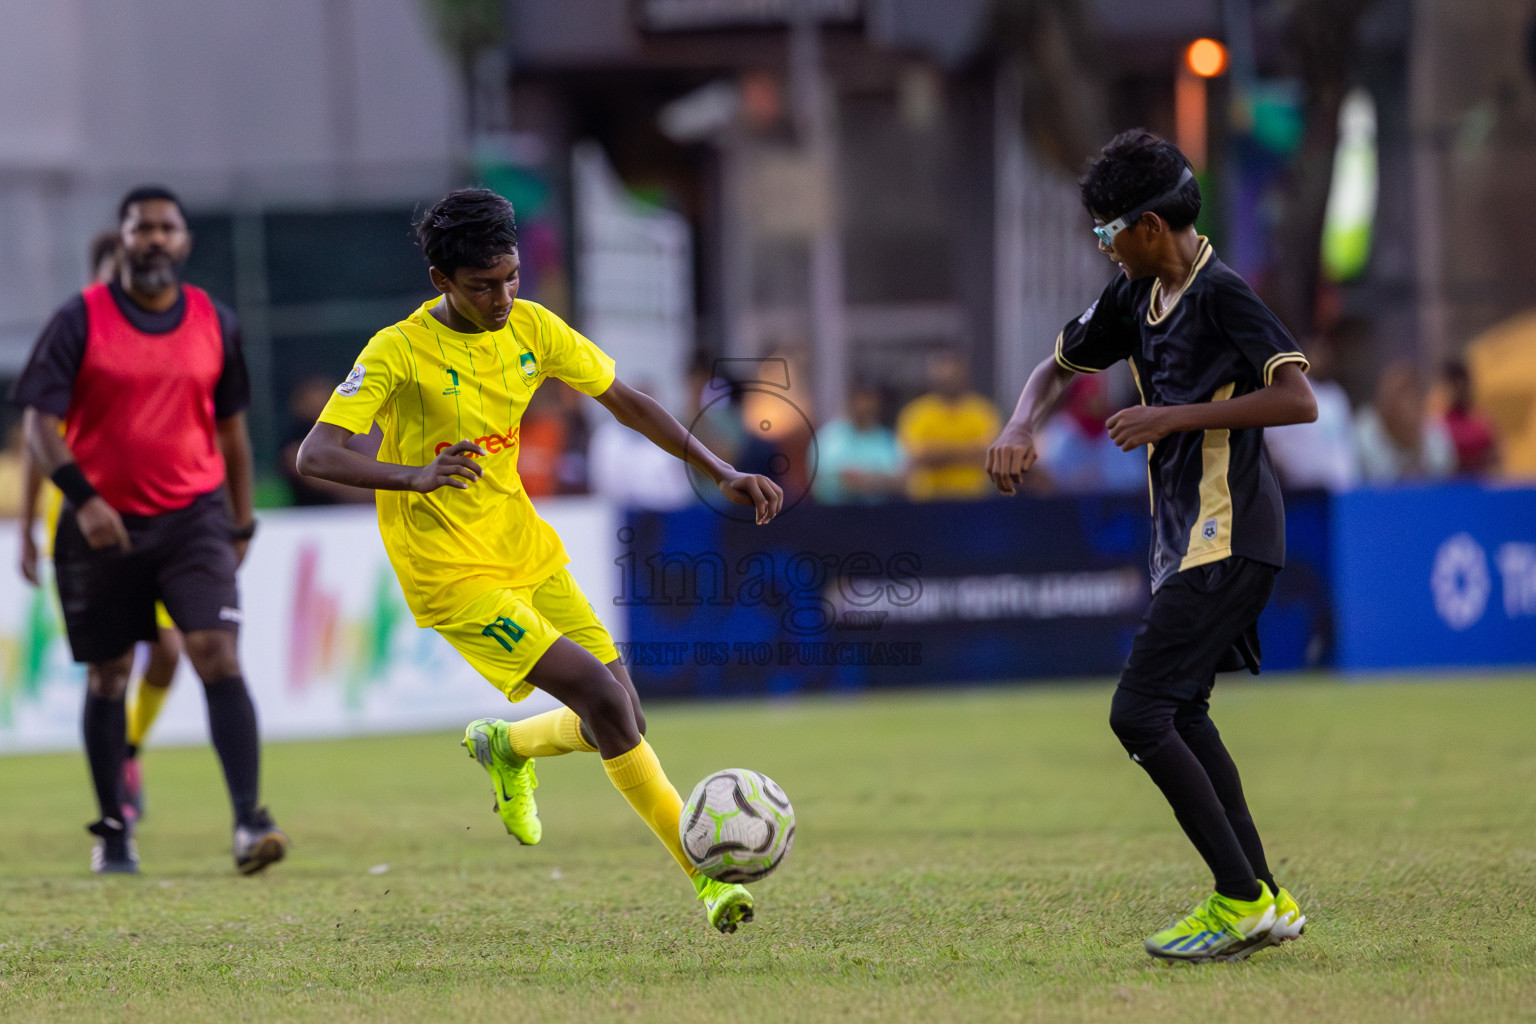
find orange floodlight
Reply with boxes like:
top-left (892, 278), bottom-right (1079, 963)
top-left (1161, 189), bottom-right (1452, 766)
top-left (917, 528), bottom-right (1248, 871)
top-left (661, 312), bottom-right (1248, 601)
top-left (1185, 38), bottom-right (1229, 79)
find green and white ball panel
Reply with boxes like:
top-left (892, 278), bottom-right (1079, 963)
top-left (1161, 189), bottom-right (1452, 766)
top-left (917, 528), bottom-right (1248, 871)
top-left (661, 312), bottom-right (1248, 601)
top-left (679, 769), bottom-right (795, 883)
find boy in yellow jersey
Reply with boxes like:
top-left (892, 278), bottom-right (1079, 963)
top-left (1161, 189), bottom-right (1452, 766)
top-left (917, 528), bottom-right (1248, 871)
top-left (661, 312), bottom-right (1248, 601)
top-left (297, 189), bottom-right (783, 933)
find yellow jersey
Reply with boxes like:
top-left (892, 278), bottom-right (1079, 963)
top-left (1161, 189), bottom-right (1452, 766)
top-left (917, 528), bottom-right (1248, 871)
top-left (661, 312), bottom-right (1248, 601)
top-left (318, 298), bottom-right (616, 626)
top-left (896, 392), bottom-right (1000, 500)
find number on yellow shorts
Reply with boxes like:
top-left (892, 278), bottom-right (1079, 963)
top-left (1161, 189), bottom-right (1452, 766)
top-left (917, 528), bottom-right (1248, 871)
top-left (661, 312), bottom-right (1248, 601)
top-left (480, 616), bottom-right (527, 652)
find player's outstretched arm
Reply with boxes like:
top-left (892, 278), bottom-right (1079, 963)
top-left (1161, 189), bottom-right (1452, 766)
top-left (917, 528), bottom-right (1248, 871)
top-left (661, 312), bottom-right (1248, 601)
top-left (987, 355), bottom-right (1076, 496)
top-left (1105, 362), bottom-right (1317, 451)
top-left (297, 422), bottom-right (487, 493)
top-left (593, 379), bottom-right (783, 525)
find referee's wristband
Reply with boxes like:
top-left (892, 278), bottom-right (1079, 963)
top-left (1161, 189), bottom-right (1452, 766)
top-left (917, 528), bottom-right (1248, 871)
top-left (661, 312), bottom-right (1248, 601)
top-left (230, 519), bottom-right (258, 542)
top-left (50, 463), bottom-right (98, 506)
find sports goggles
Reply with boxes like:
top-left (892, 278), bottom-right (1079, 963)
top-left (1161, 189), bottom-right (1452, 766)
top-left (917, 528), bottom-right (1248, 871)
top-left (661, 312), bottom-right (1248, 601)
top-left (1092, 167), bottom-right (1195, 247)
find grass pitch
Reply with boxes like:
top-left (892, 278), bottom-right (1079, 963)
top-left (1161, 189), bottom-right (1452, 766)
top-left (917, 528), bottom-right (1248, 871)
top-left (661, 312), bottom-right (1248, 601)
top-left (2, 675), bottom-right (1534, 1023)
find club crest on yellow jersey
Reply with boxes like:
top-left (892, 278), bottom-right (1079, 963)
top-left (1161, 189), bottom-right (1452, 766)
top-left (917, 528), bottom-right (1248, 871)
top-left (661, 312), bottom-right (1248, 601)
top-left (518, 351), bottom-right (538, 379)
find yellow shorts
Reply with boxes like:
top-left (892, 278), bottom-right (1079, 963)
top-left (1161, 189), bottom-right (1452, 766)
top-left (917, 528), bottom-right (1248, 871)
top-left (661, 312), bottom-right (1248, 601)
top-left (436, 568), bottom-right (619, 704)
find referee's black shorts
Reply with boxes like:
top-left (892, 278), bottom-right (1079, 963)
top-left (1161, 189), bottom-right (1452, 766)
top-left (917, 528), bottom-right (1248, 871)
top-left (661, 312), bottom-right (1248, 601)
top-left (53, 489), bottom-right (241, 664)
top-left (1117, 555), bottom-right (1277, 704)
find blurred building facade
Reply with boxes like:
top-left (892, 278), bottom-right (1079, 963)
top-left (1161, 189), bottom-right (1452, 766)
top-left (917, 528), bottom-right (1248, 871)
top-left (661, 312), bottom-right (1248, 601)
top-left (4, 0), bottom-right (1536, 480)
top-left (502, 0), bottom-right (1116, 424)
top-left (0, 0), bottom-right (465, 459)
top-left (494, 0), bottom-right (1446, 424)
top-left (1412, 0), bottom-right (1536, 474)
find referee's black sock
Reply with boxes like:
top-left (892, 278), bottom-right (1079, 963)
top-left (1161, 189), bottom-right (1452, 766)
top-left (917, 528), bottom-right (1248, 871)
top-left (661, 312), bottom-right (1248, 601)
top-left (82, 693), bottom-right (128, 825)
top-left (1175, 711), bottom-right (1279, 895)
top-left (205, 675), bottom-right (261, 828)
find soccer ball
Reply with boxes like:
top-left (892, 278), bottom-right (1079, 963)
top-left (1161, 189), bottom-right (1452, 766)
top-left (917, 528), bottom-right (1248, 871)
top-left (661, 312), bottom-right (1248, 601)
top-left (679, 769), bottom-right (795, 883)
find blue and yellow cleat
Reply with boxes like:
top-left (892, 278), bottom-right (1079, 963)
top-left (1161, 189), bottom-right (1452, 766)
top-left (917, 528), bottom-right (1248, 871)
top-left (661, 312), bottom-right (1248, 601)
top-left (1144, 888), bottom-right (1276, 963)
top-left (462, 718), bottom-right (541, 845)
top-left (694, 875), bottom-right (754, 934)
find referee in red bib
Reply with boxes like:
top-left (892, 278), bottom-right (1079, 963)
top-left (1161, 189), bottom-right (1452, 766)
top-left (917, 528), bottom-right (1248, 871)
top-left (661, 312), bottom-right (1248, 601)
top-left (11, 186), bottom-right (286, 875)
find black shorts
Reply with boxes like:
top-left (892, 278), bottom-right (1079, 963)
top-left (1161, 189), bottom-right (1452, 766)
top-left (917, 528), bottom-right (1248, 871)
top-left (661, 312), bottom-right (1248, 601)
top-left (54, 489), bottom-right (241, 664)
top-left (1118, 555), bottom-right (1277, 703)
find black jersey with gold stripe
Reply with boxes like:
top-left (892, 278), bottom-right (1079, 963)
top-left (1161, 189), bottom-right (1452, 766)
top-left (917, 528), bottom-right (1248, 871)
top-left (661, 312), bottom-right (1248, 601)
top-left (1053, 239), bottom-right (1308, 591)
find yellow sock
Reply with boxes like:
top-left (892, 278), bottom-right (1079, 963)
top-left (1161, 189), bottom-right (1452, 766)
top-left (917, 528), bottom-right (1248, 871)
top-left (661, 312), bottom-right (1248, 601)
top-left (506, 708), bottom-right (597, 759)
top-left (126, 680), bottom-right (171, 750)
top-left (602, 740), bottom-right (698, 879)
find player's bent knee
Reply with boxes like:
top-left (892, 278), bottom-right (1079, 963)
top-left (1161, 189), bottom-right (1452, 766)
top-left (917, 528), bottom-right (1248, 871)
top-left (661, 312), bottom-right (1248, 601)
top-left (577, 676), bottom-right (632, 727)
top-left (85, 652), bottom-right (134, 699)
top-left (182, 629), bottom-right (242, 683)
top-left (86, 672), bottom-right (131, 700)
top-left (567, 676), bottom-right (642, 753)
top-left (1108, 688), bottom-right (1174, 759)
top-left (153, 629), bottom-right (184, 660)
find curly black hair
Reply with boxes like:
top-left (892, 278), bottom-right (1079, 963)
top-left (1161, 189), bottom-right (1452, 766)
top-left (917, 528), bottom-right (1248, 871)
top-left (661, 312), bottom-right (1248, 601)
top-left (414, 188), bottom-right (518, 277)
top-left (1079, 130), bottom-right (1201, 229)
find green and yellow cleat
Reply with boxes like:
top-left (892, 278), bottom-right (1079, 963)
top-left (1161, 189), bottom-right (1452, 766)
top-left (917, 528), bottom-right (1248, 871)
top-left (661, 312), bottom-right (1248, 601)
top-left (694, 875), bottom-right (754, 934)
top-left (461, 718), bottom-right (541, 845)
top-left (1144, 888), bottom-right (1276, 963)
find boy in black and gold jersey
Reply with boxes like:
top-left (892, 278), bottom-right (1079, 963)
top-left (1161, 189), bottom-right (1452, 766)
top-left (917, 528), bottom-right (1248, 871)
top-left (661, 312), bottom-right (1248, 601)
top-left (987, 131), bottom-right (1317, 962)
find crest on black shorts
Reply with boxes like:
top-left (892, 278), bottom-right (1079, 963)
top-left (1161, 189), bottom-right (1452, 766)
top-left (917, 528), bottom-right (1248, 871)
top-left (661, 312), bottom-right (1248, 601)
top-left (1202, 518), bottom-right (1219, 541)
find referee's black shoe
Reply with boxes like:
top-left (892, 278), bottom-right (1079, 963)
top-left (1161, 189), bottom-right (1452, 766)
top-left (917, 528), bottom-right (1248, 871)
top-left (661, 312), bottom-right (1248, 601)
top-left (233, 807), bottom-right (289, 875)
top-left (87, 817), bottom-right (139, 875)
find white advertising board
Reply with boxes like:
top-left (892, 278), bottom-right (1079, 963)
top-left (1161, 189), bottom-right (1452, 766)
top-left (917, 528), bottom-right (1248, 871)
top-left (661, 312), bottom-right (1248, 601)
top-left (0, 498), bottom-right (621, 754)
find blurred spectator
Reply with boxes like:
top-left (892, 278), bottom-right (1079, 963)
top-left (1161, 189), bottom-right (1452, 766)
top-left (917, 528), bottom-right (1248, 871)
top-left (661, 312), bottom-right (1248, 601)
top-left (1033, 375), bottom-right (1146, 494)
top-left (685, 350), bottom-right (743, 464)
top-left (814, 382), bottom-right (905, 504)
top-left (897, 347), bottom-right (999, 500)
top-left (88, 229), bottom-right (120, 285)
top-left (278, 377), bottom-right (376, 504)
top-left (1265, 337), bottom-right (1359, 491)
top-left (0, 419), bottom-right (25, 517)
top-left (737, 346), bottom-right (814, 501)
top-left (1438, 358), bottom-right (1498, 476)
top-left (7, 231), bottom-right (124, 520)
top-left (589, 380), bottom-right (693, 509)
top-left (518, 383), bottom-right (567, 497)
top-left (1356, 362), bottom-right (1455, 483)
top-left (550, 380), bottom-right (593, 494)
top-left (718, 346), bottom-right (817, 503)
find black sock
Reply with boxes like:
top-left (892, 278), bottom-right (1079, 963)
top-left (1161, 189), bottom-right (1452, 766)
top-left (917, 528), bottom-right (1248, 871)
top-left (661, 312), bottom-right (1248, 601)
top-left (205, 675), bottom-right (261, 827)
top-left (1135, 739), bottom-right (1263, 901)
top-left (82, 693), bottom-right (127, 824)
top-left (1110, 687), bottom-right (1261, 902)
top-left (1176, 712), bottom-right (1278, 894)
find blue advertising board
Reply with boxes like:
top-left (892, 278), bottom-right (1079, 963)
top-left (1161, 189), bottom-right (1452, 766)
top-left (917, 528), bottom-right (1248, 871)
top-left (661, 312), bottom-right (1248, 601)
top-left (619, 491), bottom-right (1333, 696)
top-left (1332, 484), bottom-right (1536, 670)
